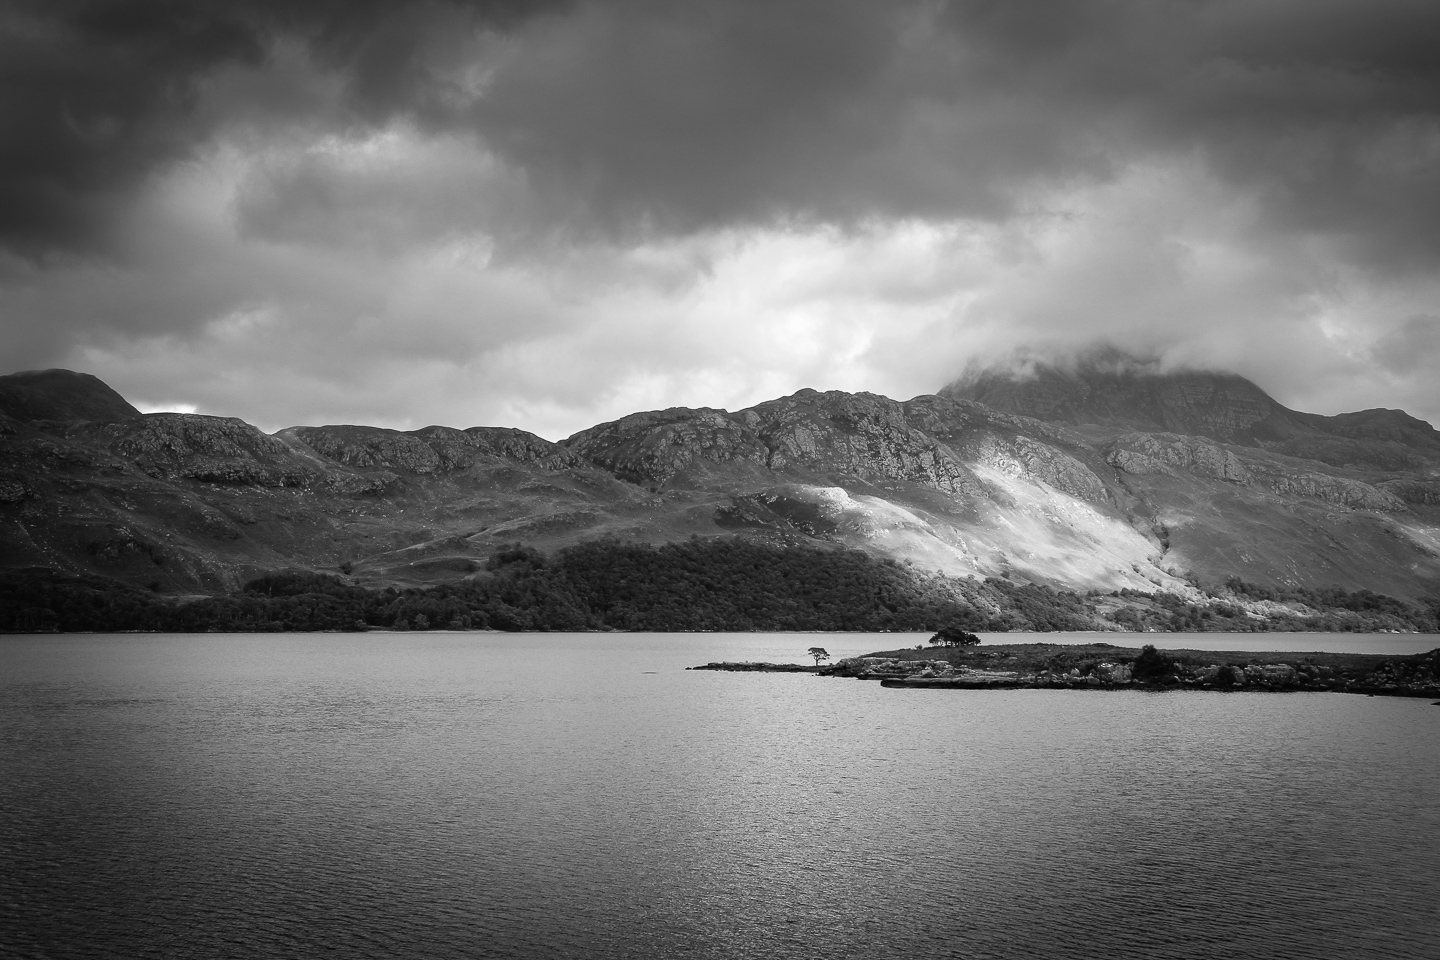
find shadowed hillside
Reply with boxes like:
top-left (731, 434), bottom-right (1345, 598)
top-left (0, 369), bottom-right (141, 424)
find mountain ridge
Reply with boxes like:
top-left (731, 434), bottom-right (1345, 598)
top-left (1, 363), bottom-right (1437, 603)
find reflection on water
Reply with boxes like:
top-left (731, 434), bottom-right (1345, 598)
top-left (2, 633), bottom-right (1438, 959)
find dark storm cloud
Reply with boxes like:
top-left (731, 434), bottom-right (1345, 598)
top-left (1136, 0), bottom-right (1440, 272)
top-left (402, 0), bottom-right (1439, 261)
top-left (1, 1), bottom-right (257, 253)
top-left (9, 0), bottom-right (1439, 258)
top-left (465, 0), bottom-right (1125, 238)
top-left (0, 0), bottom-right (564, 257)
top-left (1372, 314), bottom-right (1440, 375)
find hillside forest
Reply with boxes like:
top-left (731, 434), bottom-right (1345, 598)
top-left (3, 539), bottom-right (1436, 635)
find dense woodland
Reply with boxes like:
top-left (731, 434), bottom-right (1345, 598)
top-left (2, 539), bottom-right (1437, 634)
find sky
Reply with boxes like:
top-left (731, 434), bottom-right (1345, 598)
top-left (3, 0), bottom-right (1439, 438)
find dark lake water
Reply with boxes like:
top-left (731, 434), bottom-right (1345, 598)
top-left (3, 632), bottom-right (1438, 959)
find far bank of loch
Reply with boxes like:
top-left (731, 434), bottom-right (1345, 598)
top-left (692, 642), bottom-right (1440, 699)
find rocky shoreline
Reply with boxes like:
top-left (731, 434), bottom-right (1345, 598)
top-left (690, 643), bottom-right (1440, 699)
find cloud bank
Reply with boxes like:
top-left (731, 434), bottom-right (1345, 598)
top-left (3, 0), bottom-right (1438, 436)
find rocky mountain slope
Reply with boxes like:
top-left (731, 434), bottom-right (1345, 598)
top-left (2, 360), bottom-right (1438, 601)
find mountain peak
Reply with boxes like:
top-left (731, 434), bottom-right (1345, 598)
top-left (939, 352), bottom-right (1299, 441)
top-left (0, 369), bottom-right (142, 423)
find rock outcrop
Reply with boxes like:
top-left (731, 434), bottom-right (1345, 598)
top-left (562, 389), bottom-right (1118, 506)
top-left (1107, 433), bottom-right (1250, 482)
top-left (564, 391), bottom-right (988, 495)
top-left (1248, 467), bottom-right (1405, 512)
top-left (284, 424), bottom-right (578, 474)
top-left (98, 414), bottom-right (314, 486)
top-left (565, 407), bottom-right (769, 485)
top-left (967, 433), bottom-right (1110, 501)
top-left (1377, 480), bottom-right (1440, 506)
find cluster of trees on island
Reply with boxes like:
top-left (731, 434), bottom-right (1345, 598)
top-left (2, 538), bottom-right (1437, 634)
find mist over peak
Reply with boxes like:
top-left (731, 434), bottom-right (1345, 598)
top-left (942, 346), bottom-right (1310, 441)
top-left (945, 344), bottom-right (1178, 390)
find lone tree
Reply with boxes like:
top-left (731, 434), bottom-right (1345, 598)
top-left (1131, 643), bottom-right (1176, 682)
top-left (929, 625), bottom-right (982, 647)
top-left (808, 646), bottom-right (831, 666)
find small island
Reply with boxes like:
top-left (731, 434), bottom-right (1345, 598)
top-left (692, 639), bottom-right (1440, 699)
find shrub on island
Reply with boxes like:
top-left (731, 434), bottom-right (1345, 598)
top-left (930, 626), bottom-right (982, 647)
